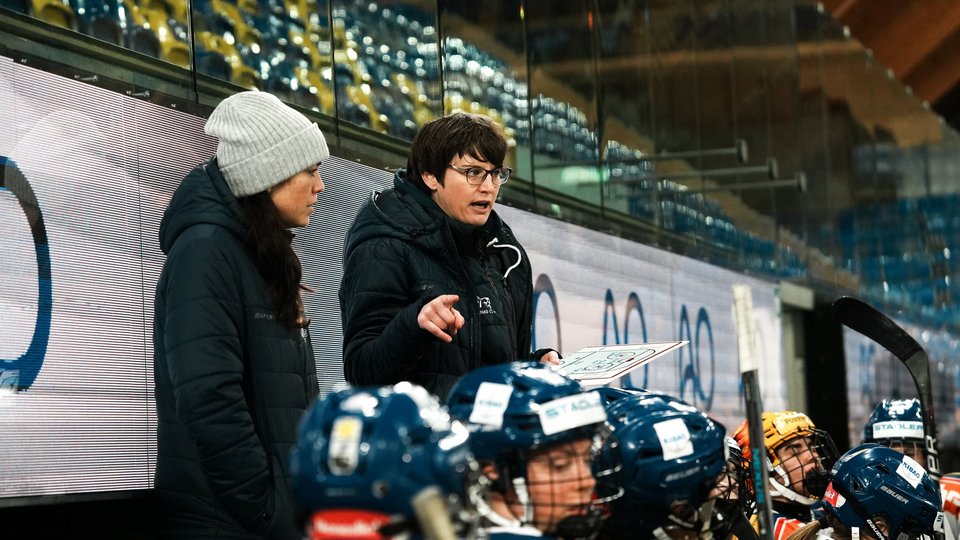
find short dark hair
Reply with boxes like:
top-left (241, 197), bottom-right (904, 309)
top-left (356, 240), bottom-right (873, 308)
top-left (405, 112), bottom-right (507, 192)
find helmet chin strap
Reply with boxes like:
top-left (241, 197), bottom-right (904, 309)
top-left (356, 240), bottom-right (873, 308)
top-left (770, 465), bottom-right (818, 506)
top-left (471, 474), bottom-right (527, 530)
top-left (512, 476), bottom-right (535, 525)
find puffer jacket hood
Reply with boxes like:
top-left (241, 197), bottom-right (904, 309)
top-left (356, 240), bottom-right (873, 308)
top-left (159, 158), bottom-right (245, 255)
top-left (343, 169), bottom-right (507, 266)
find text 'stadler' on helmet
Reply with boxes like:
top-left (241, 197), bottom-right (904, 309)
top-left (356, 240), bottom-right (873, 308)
top-left (863, 399), bottom-right (925, 464)
top-left (593, 387), bottom-right (728, 540)
top-left (445, 361), bottom-right (620, 540)
top-left (733, 410), bottom-right (839, 505)
top-left (290, 382), bottom-right (480, 540)
top-left (820, 443), bottom-right (943, 540)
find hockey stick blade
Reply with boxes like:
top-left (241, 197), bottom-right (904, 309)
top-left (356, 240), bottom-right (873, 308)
top-left (831, 296), bottom-right (940, 478)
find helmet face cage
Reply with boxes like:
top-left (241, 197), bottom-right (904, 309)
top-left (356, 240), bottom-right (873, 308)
top-left (445, 362), bottom-right (619, 539)
top-left (863, 399), bottom-right (926, 466)
top-left (769, 427), bottom-right (839, 500)
top-left (710, 437), bottom-right (756, 538)
top-left (291, 383), bottom-right (481, 539)
top-left (498, 429), bottom-right (615, 538)
top-left (821, 443), bottom-right (942, 540)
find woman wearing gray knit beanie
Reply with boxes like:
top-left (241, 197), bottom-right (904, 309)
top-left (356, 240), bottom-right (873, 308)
top-left (153, 91), bottom-right (329, 540)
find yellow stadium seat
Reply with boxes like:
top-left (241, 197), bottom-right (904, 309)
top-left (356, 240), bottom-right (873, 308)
top-left (299, 67), bottom-right (334, 114)
top-left (231, 63), bottom-right (261, 90)
top-left (141, 7), bottom-right (190, 68)
top-left (30, 0), bottom-right (75, 30)
top-left (121, 0), bottom-right (144, 26)
top-left (344, 84), bottom-right (386, 132)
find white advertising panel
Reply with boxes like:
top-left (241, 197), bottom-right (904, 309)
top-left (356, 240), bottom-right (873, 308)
top-left (500, 206), bottom-right (786, 430)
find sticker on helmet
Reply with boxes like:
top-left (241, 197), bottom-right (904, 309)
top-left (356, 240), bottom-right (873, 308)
top-left (823, 482), bottom-right (846, 508)
top-left (772, 411), bottom-right (812, 436)
top-left (896, 455), bottom-right (925, 488)
top-left (469, 382), bottom-right (514, 428)
top-left (538, 391), bottom-right (606, 436)
top-left (309, 509), bottom-right (393, 539)
top-left (328, 416), bottom-right (363, 475)
top-left (653, 417), bottom-right (694, 460)
top-left (871, 420), bottom-right (924, 440)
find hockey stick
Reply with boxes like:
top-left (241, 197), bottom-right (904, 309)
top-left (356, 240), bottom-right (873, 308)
top-left (733, 285), bottom-right (775, 540)
top-left (832, 296), bottom-right (941, 479)
top-left (411, 486), bottom-right (458, 540)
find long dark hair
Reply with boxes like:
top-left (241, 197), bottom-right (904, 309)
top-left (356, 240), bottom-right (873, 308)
top-left (237, 191), bottom-right (310, 329)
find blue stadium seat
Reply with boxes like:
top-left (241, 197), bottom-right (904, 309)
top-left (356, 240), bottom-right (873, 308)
top-left (0, 0), bottom-right (29, 14)
top-left (127, 24), bottom-right (160, 58)
top-left (69, 0), bottom-right (123, 45)
top-left (195, 49), bottom-right (231, 80)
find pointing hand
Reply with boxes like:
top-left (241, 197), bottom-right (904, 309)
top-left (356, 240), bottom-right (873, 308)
top-left (418, 294), bottom-right (465, 343)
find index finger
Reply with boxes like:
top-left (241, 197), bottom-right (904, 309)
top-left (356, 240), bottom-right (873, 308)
top-left (436, 294), bottom-right (460, 307)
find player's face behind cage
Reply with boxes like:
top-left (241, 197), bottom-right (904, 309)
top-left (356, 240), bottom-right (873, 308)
top-left (772, 431), bottom-right (837, 499)
top-left (493, 435), bottom-right (612, 538)
top-left (882, 439), bottom-right (925, 466)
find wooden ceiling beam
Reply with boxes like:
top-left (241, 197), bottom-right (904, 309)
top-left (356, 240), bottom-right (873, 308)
top-left (904, 28), bottom-right (960, 103)
top-left (868, 1), bottom-right (960, 78)
top-left (541, 40), bottom-right (863, 77)
top-left (822, 0), bottom-right (908, 43)
top-left (821, 0), bottom-right (867, 23)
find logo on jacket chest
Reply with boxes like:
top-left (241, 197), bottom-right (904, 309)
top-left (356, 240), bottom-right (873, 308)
top-left (477, 296), bottom-right (497, 315)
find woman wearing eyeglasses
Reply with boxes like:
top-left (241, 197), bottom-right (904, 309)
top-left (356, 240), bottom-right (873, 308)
top-left (339, 112), bottom-right (559, 399)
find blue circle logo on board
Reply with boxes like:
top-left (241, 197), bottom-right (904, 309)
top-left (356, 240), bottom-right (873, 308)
top-left (1, 156), bottom-right (52, 391)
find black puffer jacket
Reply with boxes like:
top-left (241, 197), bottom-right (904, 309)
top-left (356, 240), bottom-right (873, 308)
top-left (339, 171), bottom-right (534, 399)
top-left (153, 159), bottom-right (318, 539)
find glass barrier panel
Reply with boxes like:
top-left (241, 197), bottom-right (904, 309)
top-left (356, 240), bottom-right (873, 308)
top-left (595, 0), bottom-right (658, 224)
top-left (526, 0), bottom-right (601, 207)
top-left (331, 0), bottom-right (440, 138)
top-left (440, 0), bottom-right (531, 181)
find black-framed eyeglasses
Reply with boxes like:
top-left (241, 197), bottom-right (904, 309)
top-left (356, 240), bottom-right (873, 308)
top-left (447, 164), bottom-right (512, 186)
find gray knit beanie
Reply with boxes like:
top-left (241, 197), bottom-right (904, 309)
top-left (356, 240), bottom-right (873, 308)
top-left (205, 91), bottom-right (330, 197)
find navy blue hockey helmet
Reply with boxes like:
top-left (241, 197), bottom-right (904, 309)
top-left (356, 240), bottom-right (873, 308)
top-left (291, 382), bottom-right (479, 539)
top-left (446, 362), bottom-right (608, 457)
top-left (596, 389), bottom-right (728, 539)
top-left (820, 443), bottom-right (942, 540)
top-left (445, 362), bottom-right (617, 539)
top-left (863, 399), bottom-right (926, 465)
